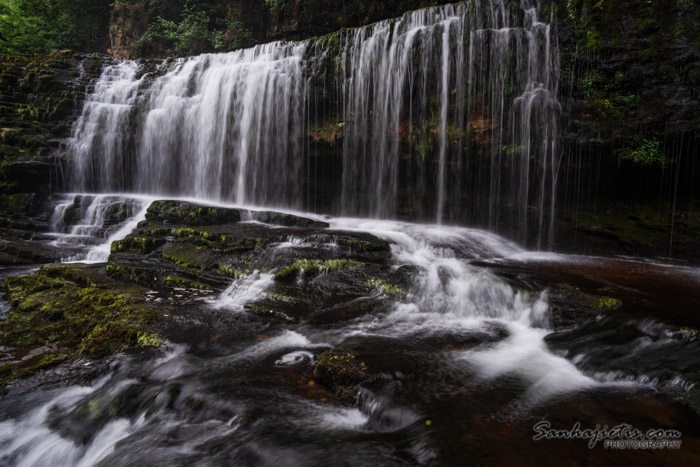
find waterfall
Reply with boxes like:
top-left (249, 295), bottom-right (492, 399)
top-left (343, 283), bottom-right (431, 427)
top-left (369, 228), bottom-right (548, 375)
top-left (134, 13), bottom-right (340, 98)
top-left (70, 43), bottom-right (309, 207)
top-left (68, 0), bottom-right (559, 247)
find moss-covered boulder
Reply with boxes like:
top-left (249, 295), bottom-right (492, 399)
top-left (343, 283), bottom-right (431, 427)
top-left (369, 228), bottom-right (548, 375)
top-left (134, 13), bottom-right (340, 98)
top-left (146, 201), bottom-right (241, 226)
top-left (106, 200), bottom-right (399, 327)
top-left (274, 258), bottom-right (363, 281)
top-left (313, 348), bottom-right (375, 402)
top-left (0, 264), bottom-right (162, 389)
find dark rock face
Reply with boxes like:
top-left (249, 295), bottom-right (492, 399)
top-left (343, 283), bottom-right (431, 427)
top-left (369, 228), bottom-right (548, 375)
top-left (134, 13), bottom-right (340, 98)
top-left (551, 0), bottom-right (700, 259)
top-left (546, 283), bottom-right (621, 330)
top-left (0, 51), bottom-right (112, 264)
top-left (265, 0), bottom-right (452, 41)
top-left (108, 2), bottom-right (153, 59)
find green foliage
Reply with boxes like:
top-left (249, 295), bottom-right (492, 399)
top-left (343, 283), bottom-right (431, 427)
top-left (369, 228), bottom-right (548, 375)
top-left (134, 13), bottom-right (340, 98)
top-left (134, 1), bottom-right (255, 57)
top-left (264, 0), bottom-right (285, 14)
top-left (156, 5), bottom-right (210, 57)
top-left (584, 29), bottom-right (600, 51)
top-left (624, 139), bottom-right (667, 167)
top-left (0, 0), bottom-right (111, 55)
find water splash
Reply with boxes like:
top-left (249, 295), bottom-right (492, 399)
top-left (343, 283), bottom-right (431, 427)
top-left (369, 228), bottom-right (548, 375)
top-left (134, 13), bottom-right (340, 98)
top-left (209, 272), bottom-right (276, 311)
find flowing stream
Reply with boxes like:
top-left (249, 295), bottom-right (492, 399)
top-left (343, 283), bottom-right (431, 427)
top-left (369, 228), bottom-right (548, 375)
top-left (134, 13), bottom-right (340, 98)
top-left (2, 197), bottom-right (700, 464)
top-left (1, 0), bottom-right (699, 464)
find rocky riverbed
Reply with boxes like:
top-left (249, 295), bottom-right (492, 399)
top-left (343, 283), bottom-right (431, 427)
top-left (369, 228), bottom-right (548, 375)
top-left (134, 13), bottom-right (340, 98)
top-left (1, 198), bottom-right (699, 464)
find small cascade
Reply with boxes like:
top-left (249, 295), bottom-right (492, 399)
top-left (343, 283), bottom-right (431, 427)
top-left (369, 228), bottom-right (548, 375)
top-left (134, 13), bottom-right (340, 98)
top-left (48, 194), bottom-right (152, 263)
top-left (67, 0), bottom-right (560, 247)
top-left (209, 272), bottom-right (276, 311)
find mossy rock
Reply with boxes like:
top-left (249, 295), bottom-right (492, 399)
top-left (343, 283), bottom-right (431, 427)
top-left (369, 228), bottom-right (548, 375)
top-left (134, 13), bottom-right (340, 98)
top-left (314, 348), bottom-right (374, 402)
top-left (162, 244), bottom-right (216, 270)
top-left (365, 278), bottom-right (404, 297)
top-left (0, 264), bottom-right (162, 389)
top-left (111, 235), bottom-right (166, 255)
top-left (146, 200), bottom-right (241, 226)
top-left (275, 258), bottom-right (364, 281)
top-left (164, 275), bottom-right (213, 291)
top-left (105, 263), bottom-right (160, 286)
top-left (547, 283), bottom-right (622, 329)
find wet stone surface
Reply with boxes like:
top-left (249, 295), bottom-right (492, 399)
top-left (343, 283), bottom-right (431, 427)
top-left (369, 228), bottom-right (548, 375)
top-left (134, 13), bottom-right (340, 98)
top-left (1, 199), bottom-right (700, 465)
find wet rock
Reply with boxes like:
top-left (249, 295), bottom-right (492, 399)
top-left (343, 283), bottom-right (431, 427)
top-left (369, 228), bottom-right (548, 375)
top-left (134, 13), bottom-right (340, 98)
top-left (546, 283), bottom-right (622, 330)
top-left (109, 201), bottom-right (398, 319)
top-left (146, 200), bottom-right (241, 226)
top-left (0, 241), bottom-right (57, 266)
top-left (0, 264), bottom-right (163, 389)
top-left (313, 348), bottom-right (376, 403)
top-left (250, 210), bottom-right (329, 229)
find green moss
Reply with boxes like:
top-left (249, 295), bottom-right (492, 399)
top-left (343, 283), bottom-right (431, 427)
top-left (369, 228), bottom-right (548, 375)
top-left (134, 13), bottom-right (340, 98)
top-left (313, 348), bottom-right (373, 401)
top-left (247, 303), bottom-right (273, 316)
top-left (164, 275), bottom-right (212, 290)
top-left (106, 264), bottom-right (158, 286)
top-left (173, 227), bottom-right (231, 243)
top-left (0, 265), bottom-right (161, 387)
top-left (597, 297), bottom-right (622, 309)
top-left (217, 264), bottom-right (251, 278)
top-left (137, 332), bottom-right (163, 347)
top-left (162, 245), bottom-right (213, 270)
top-left (274, 259), bottom-right (363, 281)
top-left (138, 227), bottom-right (171, 236)
top-left (365, 278), bottom-right (403, 297)
top-left (111, 236), bottom-right (165, 255)
top-left (266, 292), bottom-right (297, 303)
top-left (146, 200), bottom-right (241, 226)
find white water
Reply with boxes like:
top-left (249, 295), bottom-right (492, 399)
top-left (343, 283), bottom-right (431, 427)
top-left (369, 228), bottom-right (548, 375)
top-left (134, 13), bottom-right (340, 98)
top-left (0, 380), bottom-right (145, 466)
top-left (48, 194), bottom-right (154, 263)
top-left (209, 272), bottom-right (276, 311)
top-left (67, 0), bottom-right (559, 245)
top-left (5, 192), bottom-right (695, 464)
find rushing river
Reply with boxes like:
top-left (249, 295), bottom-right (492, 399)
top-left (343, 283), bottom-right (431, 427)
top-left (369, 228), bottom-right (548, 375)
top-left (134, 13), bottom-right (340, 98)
top-left (1, 195), bottom-right (699, 465)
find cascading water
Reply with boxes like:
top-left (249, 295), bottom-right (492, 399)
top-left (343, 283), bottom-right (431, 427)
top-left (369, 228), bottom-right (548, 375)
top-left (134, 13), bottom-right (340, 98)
top-left (337, 1), bottom-right (558, 239)
top-left (67, 0), bottom-right (559, 247)
top-left (3, 211), bottom-right (698, 464)
top-left (48, 194), bottom-right (152, 263)
top-left (69, 43), bottom-right (309, 207)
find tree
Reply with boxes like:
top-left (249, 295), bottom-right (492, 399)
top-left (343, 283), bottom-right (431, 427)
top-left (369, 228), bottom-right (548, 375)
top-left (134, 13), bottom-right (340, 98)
top-left (0, 0), bottom-right (111, 56)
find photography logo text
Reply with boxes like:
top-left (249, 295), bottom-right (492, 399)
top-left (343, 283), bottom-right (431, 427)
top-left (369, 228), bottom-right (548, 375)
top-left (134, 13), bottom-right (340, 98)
top-left (532, 421), bottom-right (682, 449)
